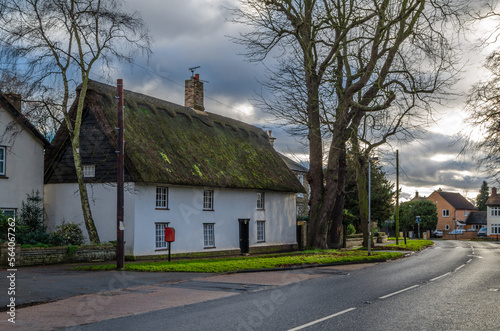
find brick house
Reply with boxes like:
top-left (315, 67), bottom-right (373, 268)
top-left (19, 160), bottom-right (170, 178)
top-left (427, 189), bottom-right (476, 234)
top-left (486, 187), bottom-right (500, 238)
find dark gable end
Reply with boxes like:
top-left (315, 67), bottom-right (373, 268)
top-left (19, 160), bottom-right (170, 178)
top-left (45, 81), bottom-right (304, 193)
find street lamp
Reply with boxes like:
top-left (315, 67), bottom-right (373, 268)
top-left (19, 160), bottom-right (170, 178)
top-left (368, 156), bottom-right (379, 256)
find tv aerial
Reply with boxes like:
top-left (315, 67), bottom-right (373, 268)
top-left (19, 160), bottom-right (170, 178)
top-left (189, 66), bottom-right (200, 78)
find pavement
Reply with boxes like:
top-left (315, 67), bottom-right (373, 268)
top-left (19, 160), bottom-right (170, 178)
top-left (0, 261), bottom-right (377, 330)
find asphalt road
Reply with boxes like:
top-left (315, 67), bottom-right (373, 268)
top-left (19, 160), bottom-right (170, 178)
top-left (73, 240), bottom-right (500, 331)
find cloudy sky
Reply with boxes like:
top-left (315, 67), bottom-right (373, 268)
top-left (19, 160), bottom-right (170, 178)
top-left (107, 0), bottom-right (497, 203)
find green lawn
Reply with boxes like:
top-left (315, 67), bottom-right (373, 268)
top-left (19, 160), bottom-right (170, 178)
top-left (382, 239), bottom-right (434, 251)
top-left (71, 250), bottom-right (404, 273)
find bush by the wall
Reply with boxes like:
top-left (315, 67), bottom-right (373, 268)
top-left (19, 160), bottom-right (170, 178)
top-left (53, 221), bottom-right (85, 246)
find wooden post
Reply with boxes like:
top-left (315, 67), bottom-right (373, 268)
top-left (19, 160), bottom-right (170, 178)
top-left (116, 79), bottom-right (125, 269)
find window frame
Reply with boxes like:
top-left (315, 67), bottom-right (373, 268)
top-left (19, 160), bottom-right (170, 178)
top-left (445, 224), bottom-right (450, 230)
top-left (203, 223), bottom-right (215, 248)
top-left (491, 223), bottom-right (500, 235)
top-left (0, 146), bottom-right (6, 176)
top-left (155, 186), bottom-right (169, 209)
top-left (155, 222), bottom-right (170, 250)
top-left (203, 190), bottom-right (214, 211)
top-left (1, 208), bottom-right (16, 218)
top-left (257, 192), bottom-right (265, 210)
top-left (491, 207), bottom-right (500, 217)
top-left (442, 209), bottom-right (450, 217)
top-left (257, 220), bottom-right (266, 242)
top-left (82, 164), bottom-right (95, 178)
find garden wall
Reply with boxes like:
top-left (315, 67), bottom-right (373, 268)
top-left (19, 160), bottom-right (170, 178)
top-left (0, 244), bottom-right (116, 267)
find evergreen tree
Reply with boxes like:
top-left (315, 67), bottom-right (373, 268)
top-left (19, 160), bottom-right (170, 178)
top-left (476, 181), bottom-right (489, 211)
top-left (344, 157), bottom-right (395, 233)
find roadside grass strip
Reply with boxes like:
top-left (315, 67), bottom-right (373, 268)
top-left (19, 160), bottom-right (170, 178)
top-left (71, 250), bottom-right (403, 273)
top-left (378, 239), bottom-right (434, 251)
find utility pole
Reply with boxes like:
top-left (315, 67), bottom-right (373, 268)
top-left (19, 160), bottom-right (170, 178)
top-left (368, 159), bottom-right (372, 256)
top-left (116, 79), bottom-right (125, 269)
top-left (396, 150), bottom-right (400, 246)
top-left (368, 157), bottom-right (379, 256)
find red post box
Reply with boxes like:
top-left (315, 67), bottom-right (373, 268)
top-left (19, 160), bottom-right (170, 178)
top-left (165, 227), bottom-right (175, 242)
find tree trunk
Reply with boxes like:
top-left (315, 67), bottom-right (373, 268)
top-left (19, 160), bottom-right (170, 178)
top-left (328, 143), bottom-right (347, 248)
top-left (71, 141), bottom-right (100, 243)
top-left (67, 80), bottom-right (100, 244)
top-left (306, 72), bottom-right (328, 249)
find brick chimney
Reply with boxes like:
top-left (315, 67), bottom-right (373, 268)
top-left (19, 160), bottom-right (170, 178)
top-left (5, 93), bottom-right (21, 112)
top-left (492, 187), bottom-right (497, 197)
top-left (185, 74), bottom-right (204, 112)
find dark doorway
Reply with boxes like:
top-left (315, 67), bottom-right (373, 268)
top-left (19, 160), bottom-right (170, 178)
top-left (239, 219), bottom-right (250, 254)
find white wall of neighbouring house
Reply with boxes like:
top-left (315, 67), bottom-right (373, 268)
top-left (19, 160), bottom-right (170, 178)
top-left (0, 108), bottom-right (45, 215)
top-left (487, 205), bottom-right (500, 237)
top-left (132, 184), bottom-right (297, 256)
top-left (44, 183), bottom-right (137, 255)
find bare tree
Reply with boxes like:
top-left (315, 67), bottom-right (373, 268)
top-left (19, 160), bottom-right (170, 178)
top-left (0, 0), bottom-right (151, 243)
top-left (465, 51), bottom-right (500, 185)
top-left (230, 0), bottom-right (462, 248)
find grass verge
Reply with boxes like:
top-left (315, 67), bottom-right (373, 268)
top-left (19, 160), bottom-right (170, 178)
top-left (378, 239), bottom-right (434, 251)
top-left (71, 250), bottom-right (404, 273)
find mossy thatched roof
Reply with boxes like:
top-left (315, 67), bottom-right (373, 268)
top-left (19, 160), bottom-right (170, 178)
top-left (46, 80), bottom-right (304, 193)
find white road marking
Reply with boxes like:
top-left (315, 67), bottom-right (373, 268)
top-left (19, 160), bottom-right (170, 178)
top-left (378, 285), bottom-right (420, 299)
top-left (287, 308), bottom-right (357, 331)
top-left (467, 259), bottom-right (472, 263)
top-left (455, 264), bottom-right (465, 272)
top-left (430, 272), bottom-right (451, 282)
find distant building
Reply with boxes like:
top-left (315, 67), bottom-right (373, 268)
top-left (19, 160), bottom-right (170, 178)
top-left (486, 187), bottom-right (500, 237)
top-left (464, 211), bottom-right (487, 231)
top-left (427, 188), bottom-right (476, 233)
top-left (278, 153), bottom-right (309, 217)
top-left (410, 191), bottom-right (427, 202)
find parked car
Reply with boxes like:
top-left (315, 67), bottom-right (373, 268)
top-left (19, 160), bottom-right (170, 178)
top-left (432, 230), bottom-right (443, 238)
top-left (477, 227), bottom-right (488, 237)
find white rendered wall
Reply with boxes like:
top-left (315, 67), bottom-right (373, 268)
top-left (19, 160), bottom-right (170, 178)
top-left (44, 183), bottom-right (136, 255)
top-left (45, 182), bottom-right (297, 256)
top-left (0, 108), bottom-right (45, 214)
top-left (132, 184), bottom-right (297, 256)
top-left (487, 205), bottom-right (500, 236)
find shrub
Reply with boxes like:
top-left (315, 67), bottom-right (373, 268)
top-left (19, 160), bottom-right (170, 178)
top-left (53, 221), bottom-right (85, 246)
top-left (19, 190), bottom-right (46, 233)
top-left (0, 211), bottom-right (10, 242)
top-left (16, 226), bottom-right (52, 246)
top-left (347, 224), bottom-right (356, 236)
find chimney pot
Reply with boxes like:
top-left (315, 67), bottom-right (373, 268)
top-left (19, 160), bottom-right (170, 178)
top-left (267, 130), bottom-right (276, 147)
top-left (195, 74), bottom-right (199, 80)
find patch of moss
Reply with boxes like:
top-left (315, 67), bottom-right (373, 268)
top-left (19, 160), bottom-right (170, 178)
top-left (160, 152), bottom-right (171, 164)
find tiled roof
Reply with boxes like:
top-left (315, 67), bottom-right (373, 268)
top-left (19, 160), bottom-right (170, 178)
top-left (279, 153), bottom-right (308, 173)
top-left (465, 211), bottom-right (487, 225)
top-left (436, 191), bottom-right (476, 210)
top-left (486, 195), bottom-right (500, 206)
